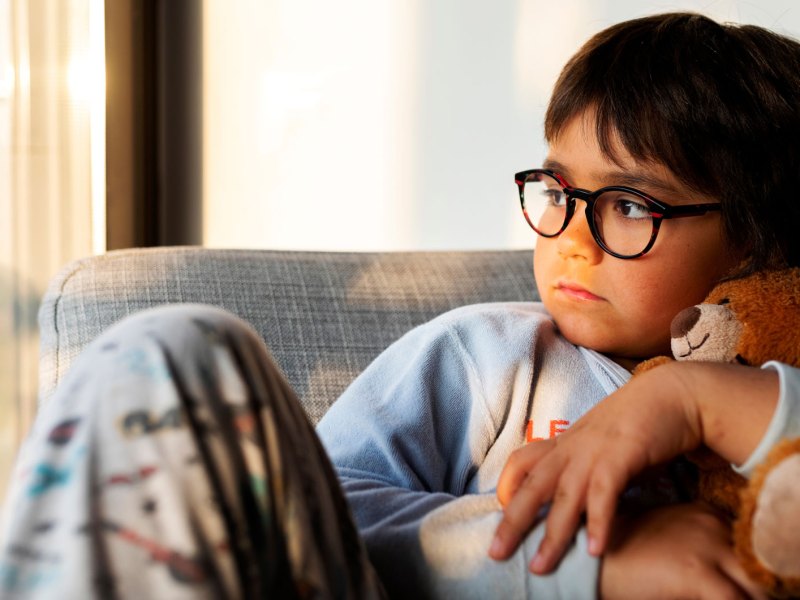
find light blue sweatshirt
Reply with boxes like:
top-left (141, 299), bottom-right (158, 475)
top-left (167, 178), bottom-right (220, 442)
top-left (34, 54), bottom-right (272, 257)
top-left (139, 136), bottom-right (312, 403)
top-left (317, 303), bottom-right (800, 598)
top-left (317, 302), bottom-right (630, 598)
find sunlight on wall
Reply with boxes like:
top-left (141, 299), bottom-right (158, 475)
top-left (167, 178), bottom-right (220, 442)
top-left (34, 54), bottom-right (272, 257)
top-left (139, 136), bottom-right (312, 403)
top-left (203, 0), bottom-right (540, 251)
top-left (203, 0), bottom-right (420, 251)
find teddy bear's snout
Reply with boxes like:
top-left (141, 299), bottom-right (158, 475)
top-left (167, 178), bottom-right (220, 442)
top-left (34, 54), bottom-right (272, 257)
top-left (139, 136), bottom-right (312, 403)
top-left (670, 306), bottom-right (701, 338)
top-left (670, 303), bottom-right (743, 363)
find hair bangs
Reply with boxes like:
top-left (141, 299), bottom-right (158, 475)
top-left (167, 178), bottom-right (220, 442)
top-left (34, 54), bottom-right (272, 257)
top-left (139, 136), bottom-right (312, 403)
top-left (544, 14), bottom-right (712, 196)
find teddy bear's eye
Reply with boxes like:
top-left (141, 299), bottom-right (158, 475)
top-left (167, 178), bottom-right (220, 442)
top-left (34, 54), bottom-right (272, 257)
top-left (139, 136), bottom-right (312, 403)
top-left (717, 298), bottom-right (730, 305)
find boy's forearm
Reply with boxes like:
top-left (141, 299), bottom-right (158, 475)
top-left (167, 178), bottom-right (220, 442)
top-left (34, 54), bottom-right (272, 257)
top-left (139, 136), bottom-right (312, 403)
top-left (670, 362), bottom-right (779, 466)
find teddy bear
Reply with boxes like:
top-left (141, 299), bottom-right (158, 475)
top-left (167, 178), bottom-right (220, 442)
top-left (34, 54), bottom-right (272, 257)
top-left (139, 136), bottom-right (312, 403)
top-left (634, 267), bottom-right (800, 598)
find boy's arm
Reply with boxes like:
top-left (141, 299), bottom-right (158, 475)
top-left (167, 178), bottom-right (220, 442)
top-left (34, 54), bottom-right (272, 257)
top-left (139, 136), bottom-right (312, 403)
top-left (490, 361), bottom-right (781, 573)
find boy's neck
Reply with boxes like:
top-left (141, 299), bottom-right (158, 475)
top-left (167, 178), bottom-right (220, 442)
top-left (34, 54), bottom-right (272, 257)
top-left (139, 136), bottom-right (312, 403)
top-left (604, 354), bottom-right (639, 372)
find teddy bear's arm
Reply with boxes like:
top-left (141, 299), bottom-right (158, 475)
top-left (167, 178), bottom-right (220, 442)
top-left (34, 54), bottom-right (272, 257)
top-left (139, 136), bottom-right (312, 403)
top-left (631, 355), bottom-right (674, 375)
top-left (735, 438), bottom-right (800, 597)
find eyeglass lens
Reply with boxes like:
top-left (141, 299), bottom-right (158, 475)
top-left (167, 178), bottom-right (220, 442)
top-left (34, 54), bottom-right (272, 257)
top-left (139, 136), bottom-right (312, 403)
top-left (522, 171), bottom-right (654, 257)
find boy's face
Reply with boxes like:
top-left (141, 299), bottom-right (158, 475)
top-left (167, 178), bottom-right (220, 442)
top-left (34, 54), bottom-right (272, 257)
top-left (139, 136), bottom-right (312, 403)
top-left (533, 112), bottom-right (739, 368)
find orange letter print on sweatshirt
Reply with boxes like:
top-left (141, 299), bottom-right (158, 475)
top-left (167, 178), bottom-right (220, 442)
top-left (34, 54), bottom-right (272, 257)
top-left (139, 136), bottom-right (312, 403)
top-left (525, 419), bottom-right (570, 443)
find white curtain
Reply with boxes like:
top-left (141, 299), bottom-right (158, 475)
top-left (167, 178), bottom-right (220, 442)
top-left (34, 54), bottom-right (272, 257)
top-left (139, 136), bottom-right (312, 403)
top-left (0, 0), bottom-right (104, 500)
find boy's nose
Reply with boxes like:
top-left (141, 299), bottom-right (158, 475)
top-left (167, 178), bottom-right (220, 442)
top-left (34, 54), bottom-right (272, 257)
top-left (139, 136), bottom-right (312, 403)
top-left (556, 203), bottom-right (603, 263)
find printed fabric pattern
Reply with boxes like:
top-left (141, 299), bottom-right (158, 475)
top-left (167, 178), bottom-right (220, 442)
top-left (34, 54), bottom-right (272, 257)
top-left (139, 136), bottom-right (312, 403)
top-left (0, 305), bottom-right (384, 600)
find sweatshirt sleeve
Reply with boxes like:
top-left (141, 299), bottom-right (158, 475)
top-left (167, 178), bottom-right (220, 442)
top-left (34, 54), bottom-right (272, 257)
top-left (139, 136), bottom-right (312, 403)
top-left (734, 361), bottom-right (800, 478)
top-left (316, 306), bottom-right (600, 598)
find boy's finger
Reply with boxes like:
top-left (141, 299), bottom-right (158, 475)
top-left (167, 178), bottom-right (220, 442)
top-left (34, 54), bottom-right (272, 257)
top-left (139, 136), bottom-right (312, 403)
top-left (489, 467), bottom-right (558, 560)
top-left (529, 476), bottom-right (587, 573)
top-left (488, 521), bottom-right (523, 561)
top-left (585, 465), bottom-right (627, 556)
top-left (495, 440), bottom-right (555, 506)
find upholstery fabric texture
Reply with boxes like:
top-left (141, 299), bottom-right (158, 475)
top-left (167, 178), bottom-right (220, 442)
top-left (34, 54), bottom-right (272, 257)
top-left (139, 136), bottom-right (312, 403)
top-left (38, 247), bottom-right (537, 424)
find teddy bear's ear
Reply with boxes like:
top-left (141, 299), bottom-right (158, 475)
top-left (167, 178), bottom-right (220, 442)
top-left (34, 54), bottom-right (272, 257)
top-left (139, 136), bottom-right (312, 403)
top-left (712, 267), bottom-right (800, 368)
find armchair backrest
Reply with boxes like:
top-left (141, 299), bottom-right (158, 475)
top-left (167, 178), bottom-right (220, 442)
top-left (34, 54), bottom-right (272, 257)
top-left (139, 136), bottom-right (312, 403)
top-left (39, 247), bottom-right (537, 423)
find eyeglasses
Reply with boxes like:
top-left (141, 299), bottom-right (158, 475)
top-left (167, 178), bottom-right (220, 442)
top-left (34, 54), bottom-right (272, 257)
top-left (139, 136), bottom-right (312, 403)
top-left (515, 169), bottom-right (722, 259)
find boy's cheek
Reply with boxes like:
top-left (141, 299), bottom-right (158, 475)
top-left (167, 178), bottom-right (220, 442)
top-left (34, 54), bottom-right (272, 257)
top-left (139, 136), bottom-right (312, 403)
top-left (532, 242), bottom-right (556, 293)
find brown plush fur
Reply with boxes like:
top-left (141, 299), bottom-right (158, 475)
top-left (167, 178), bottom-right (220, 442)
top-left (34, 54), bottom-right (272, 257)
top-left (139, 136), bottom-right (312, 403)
top-left (634, 267), bottom-right (800, 597)
top-left (701, 270), bottom-right (800, 369)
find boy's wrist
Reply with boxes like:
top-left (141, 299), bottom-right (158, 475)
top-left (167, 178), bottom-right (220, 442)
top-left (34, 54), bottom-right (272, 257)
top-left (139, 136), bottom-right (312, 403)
top-left (668, 362), bottom-right (779, 465)
top-left (664, 362), bottom-right (706, 453)
top-left (637, 361), bottom-right (704, 456)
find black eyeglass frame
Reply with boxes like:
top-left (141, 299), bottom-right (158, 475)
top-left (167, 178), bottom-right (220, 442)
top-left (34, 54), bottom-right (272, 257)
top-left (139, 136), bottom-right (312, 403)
top-left (515, 168), bottom-right (722, 259)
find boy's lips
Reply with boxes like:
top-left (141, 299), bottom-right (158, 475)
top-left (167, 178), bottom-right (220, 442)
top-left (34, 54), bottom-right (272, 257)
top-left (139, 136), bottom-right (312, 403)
top-left (554, 281), bottom-right (604, 301)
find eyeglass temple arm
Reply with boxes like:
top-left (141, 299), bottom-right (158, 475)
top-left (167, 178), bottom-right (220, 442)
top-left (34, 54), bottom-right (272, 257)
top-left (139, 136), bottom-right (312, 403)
top-left (663, 203), bottom-right (722, 217)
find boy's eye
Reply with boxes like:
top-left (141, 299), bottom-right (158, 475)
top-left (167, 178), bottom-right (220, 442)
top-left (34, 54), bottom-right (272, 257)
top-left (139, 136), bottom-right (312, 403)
top-left (609, 196), bottom-right (651, 220)
top-left (542, 188), bottom-right (567, 207)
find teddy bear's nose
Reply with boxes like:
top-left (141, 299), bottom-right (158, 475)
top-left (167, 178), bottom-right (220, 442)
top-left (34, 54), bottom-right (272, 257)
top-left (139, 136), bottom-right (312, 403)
top-left (671, 306), bottom-right (701, 338)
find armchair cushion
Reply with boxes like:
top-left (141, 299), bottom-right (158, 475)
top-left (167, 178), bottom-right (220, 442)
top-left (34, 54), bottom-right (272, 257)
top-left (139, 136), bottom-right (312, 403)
top-left (38, 247), bottom-right (537, 424)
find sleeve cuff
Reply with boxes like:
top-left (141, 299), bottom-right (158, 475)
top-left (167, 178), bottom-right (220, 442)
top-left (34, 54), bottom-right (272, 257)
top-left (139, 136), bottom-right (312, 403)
top-left (733, 361), bottom-right (800, 478)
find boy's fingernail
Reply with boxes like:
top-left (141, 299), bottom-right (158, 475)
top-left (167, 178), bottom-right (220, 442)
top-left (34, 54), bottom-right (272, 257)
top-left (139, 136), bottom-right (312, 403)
top-left (488, 535), bottom-right (504, 558)
top-left (530, 551), bottom-right (547, 573)
top-left (588, 536), bottom-right (600, 556)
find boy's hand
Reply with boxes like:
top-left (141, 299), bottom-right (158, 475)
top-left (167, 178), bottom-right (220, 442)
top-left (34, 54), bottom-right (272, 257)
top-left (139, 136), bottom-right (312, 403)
top-left (488, 361), bottom-right (778, 574)
top-left (488, 363), bottom-right (702, 572)
top-left (601, 503), bottom-right (767, 600)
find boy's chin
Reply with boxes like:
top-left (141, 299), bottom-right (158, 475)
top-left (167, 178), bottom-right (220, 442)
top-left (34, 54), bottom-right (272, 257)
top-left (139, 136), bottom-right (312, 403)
top-left (550, 318), bottom-right (613, 352)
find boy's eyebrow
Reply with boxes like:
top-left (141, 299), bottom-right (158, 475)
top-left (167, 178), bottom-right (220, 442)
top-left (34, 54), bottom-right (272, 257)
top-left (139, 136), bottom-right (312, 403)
top-left (542, 159), bottom-right (683, 198)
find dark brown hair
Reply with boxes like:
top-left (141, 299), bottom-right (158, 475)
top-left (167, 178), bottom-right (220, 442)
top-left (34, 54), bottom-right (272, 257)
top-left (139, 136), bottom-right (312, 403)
top-left (546, 12), bottom-right (800, 274)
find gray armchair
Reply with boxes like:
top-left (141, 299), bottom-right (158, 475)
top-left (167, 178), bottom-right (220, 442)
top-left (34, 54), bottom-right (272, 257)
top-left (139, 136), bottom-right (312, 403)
top-left (39, 247), bottom-right (537, 423)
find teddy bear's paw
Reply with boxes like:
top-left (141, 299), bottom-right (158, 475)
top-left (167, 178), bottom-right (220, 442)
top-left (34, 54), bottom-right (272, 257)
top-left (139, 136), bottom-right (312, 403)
top-left (751, 453), bottom-right (800, 578)
top-left (632, 355), bottom-right (673, 375)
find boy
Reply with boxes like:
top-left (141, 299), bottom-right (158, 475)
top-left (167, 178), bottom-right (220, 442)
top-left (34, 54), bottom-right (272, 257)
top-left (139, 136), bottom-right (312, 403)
top-left (319, 11), bottom-right (800, 599)
top-left (1, 10), bottom-right (797, 600)
top-left (487, 14), bottom-right (800, 591)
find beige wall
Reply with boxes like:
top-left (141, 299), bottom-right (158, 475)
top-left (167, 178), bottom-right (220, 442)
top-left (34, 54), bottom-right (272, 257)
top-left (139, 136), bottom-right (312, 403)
top-left (202, 0), bottom-right (800, 252)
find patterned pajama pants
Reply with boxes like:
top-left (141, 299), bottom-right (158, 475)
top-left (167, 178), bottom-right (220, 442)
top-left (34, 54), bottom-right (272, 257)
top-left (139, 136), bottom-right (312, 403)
top-left (0, 305), bottom-right (385, 599)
